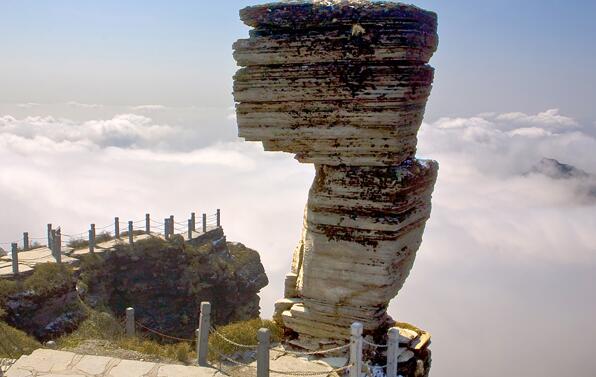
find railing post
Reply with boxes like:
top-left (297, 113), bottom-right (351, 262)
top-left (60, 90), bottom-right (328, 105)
top-left (47, 224), bottom-right (52, 247)
top-left (350, 322), bottom-right (363, 377)
top-left (257, 328), bottom-right (270, 377)
top-left (197, 301), bottom-right (211, 367)
top-left (145, 214), bottom-right (150, 234)
top-left (126, 307), bottom-right (135, 337)
top-left (191, 212), bottom-right (196, 231)
top-left (23, 232), bottom-right (29, 251)
top-left (216, 209), bottom-right (221, 228)
top-left (164, 218), bottom-right (169, 239)
top-left (169, 215), bottom-right (174, 236)
top-left (54, 229), bottom-right (62, 263)
top-left (50, 229), bottom-right (56, 256)
top-left (387, 327), bottom-right (399, 377)
top-left (88, 229), bottom-right (95, 253)
top-left (115, 217), bottom-right (120, 239)
top-left (188, 219), bottom-right (193, 240)
top-left (90, 224), bottom-right (96, 253)
top-left (202, 213), bottom-right (207, 233)
top-left (11, 243), bottom-right (19, 275)
top-left (128, 221), bottom-right (134, 246)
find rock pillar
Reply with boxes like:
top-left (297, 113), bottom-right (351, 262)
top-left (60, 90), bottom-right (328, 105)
top-left (233, 1), bottom-right (439, 343)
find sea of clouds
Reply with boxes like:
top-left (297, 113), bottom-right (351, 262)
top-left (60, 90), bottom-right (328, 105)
top-left (0, 105), bottom-right (594, 376)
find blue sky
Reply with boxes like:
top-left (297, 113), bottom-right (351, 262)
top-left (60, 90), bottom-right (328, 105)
top-left (0, 2), bottom-right (595, 376)
top-left (1, 0), bottom-right (595, 123)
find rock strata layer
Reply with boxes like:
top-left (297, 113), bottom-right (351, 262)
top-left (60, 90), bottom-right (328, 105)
top-left (233, 0), bottom-right (439, 348)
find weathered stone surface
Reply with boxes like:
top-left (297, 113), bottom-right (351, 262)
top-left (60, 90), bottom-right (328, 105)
top-left (5, 349), bottom-right (216, 377)
top-left (234, 0), bottom-right (437, 166)
top-left (78, 232), bottom-right (268, 340)
top-left (233, 0), bottom-right (439, 357)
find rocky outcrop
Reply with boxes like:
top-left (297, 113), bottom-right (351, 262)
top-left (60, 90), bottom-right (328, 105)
top-left (1, 266), bottom-right (86, 342)
top-left (78, 229), bottom-right (268, 340)
top-left (0, 228), bottom-right (268, 343)
top-left (233, 0), bottom-right (439, 350)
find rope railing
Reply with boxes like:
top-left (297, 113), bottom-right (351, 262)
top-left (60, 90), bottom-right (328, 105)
top-left (96, 223), bottom-right (116, 231)
top-left (135, 321), bottom-right (195, 343)
top-left (270, 343), bottom-right (350, 356)
top-left (269, 364), bottom-right (353, 376)
top-left (210, 347), bottom-right (255, 367)
top-left (210, 328), bottom-right (259, 349)
top-left (362, 338), bottom-right (389, 348)
top-left (2, 209), bottom-right (221, 276)
top-left (121, 302), bottom-right (402, 377)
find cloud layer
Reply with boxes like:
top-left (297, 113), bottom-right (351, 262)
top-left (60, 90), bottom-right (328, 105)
top-left (0, 108), bottom-right (594, 377)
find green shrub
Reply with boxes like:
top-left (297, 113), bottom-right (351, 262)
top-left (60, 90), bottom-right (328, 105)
top-left (0, 279), bottom-right (18, 318)
top-left (57, 309), bottom-right (123, 349)
top-left (208, 318), bottom-right (282, 361)
top-left (0, 321), bottom-right (41, 358)
top-left (119, 230), bottom-right (145, 238)
top-left (95, 232), bottom-right (114, 244)
top-left (68, 232), bottom-right (114, 249)
top-left (24, 263), bottom-right (74, 295)
top-left (67, 238), bottom-right (89, 249)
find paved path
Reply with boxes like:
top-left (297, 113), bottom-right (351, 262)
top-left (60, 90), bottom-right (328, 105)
top-left (4, 349), bottom-right (217, 377)
top-left (0, 227), bottom-right (219, 279)
top-left (4, 349), bottom-right (348, 377)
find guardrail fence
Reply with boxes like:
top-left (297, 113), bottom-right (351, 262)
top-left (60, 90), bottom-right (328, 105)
top-left (1, 209), bottom-right (222, 276)
top-left (125, 301), bottom-right (404, 377)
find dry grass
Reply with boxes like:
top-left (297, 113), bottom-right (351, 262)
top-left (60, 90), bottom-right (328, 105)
top-left (23, 263), bottom-right (74, 296)
top-left (68, 232), bottom-right (114, 249)
top-left (208, 318), bottom-right (282, 361)
top-left (57, 308), bottom-right (194, 363)
top-left (57, 308), bottom-right (281, 365)
top-left (0, 322), bottom-right (41, 358)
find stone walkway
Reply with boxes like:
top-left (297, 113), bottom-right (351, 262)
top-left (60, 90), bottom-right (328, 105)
top-left (0, 227), bottom-right (218, 279)
top-left (4, 349), bottom-right (217, 377)
top-left (3, 349), bottom-right (349, 377)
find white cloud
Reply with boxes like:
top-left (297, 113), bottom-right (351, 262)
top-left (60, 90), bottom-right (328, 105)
top-left (66, 101), bottom-right (104, 109)
top-left (417, 109), bottom-right (596, 265)
top-left (0, 109), bottom-right (594, 377)
top-left (17, 102), bottom-right (41, 108)
top-left (0, 114), bottom-right (175, 149)
top-left (130, 105), bottom-right (167, 111)
top-left (494, 108), bottom-right (579, 129)
top-left (419, 110), bottom-right (596, 177)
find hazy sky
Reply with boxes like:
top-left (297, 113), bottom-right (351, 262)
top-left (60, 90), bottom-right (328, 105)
top-left (1, 0), bottom-right (595, 122)
top-left (0, 1), bottom-right (595, 377)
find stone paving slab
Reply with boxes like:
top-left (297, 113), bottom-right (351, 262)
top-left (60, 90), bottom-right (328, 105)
top-left (70, 234), bottom-right (157, 257)
top-left (228, 354), bottom-right (343, 377)
top-left (0, 233), bottom-right (162, 278)
top-left (0, 247), bottom-right (76, 278)
top-left (5, 349), bottom-right (217, 377)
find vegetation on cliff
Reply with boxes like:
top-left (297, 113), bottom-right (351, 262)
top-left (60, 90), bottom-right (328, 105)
top-left (0, 230), bottom-right (271, 365)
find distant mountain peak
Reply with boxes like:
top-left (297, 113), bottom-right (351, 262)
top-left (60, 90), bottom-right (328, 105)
top-left (529, 158), bottom-right (590, 180)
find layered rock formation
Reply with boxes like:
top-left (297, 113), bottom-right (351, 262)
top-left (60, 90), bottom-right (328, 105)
top-left (234, 0), bottom-right (439, 344)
